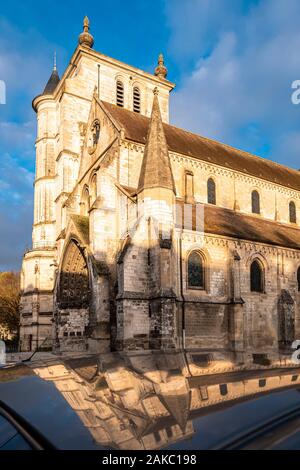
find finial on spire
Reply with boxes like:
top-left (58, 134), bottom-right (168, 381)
top-left (78, 15), bottom-right (94, 48)
top-left (53, 51), bottom-right (57, 71)
top-left (83, 15), bottom-right (89, 31)
top-left (154, 52), bottom-right (167, 79)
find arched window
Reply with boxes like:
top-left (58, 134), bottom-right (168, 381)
top-left (81, 186), bottom-right (90, 216)
top-left (297, 267), bottom-right (300, 292)
top-left (250, 259), bottom-right (264, 293)
top-left (116, 80), bottom-right (124, 107)
top-left (90, 174), bottom-right (97, 202)
top-left (58, 240), bottom-right (90, 309)
top-left (289, 201), bottom-right (297, 223)
top-left (187, 251), bottom-right (205, 289)
top-left (251, 190), bottom-right (260, 214)
top-left (207, 178), bottom-right (216, 205)
top-left (133, 86), bottom-right (141, 113)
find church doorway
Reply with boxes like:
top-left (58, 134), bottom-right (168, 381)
top-left (56, 240), bottom-right (90, 345)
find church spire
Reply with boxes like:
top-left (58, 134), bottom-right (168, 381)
top-left (42, 55), bottom-right (60, 95)
top-left (137, 88), bottom-right (175, 194)
top-left (78, 16), bottom-right (94, 48)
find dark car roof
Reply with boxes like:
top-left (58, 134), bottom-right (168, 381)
top-left (1, 357), bottom-right (300, 450)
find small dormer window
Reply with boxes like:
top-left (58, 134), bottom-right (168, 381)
top-left (133, 87), bottom-right (141, 113)
top-left (116, 80), bottom-right (124, 107)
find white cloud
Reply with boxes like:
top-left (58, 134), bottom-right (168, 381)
top-left (166, 0), bottom-right (300, 167)
top-left (0, 18), bottom-right (67, 270)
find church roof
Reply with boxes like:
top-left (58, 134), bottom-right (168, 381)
top-left (102, 101), bottom-right (300, 193)
top-left (137, 90), bottom-right (175, 194)
top-left (43, 68), bottom-right (60, 95)
top-left (176, 201), bottom-right (300, 250)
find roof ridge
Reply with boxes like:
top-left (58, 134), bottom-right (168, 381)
top-left (102, 101), bottom-right (300, 190)
top-left (164, 121), bottom-right (300, 177)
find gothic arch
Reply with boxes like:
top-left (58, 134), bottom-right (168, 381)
top-left (250, 258), bottom-right (264, 293)
top-left (289, 200), bottom-right (297, 223)
top-left (251, 189), bottom-right (260, 214)
top-left (186, 247), bottom-right (210, 291)
top-left (115, 75), bottom-right (126, 107)
top-left (207, 177), bottom-right (216, 205)
top-left (80, 185), bottom-right (90, 215)
top-left (89, 172), bottom-right (98, 203)
top-left (246, 252), bottom-right (269, 271)
top-left (57, 239), bottom-right (90, 309)
top-left (131, 80), bottom-right (144, 113)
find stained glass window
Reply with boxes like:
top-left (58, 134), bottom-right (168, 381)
top-left (188, 251), bottom-right (204, 289)
top-left (250, 259), bottom-right (264, 292)
top-left (207, 178), bottom-right (216, 205)
top-left (289, 201), bottom-right (296, 223)
top-left (251, 190), bottom-right (260, 214)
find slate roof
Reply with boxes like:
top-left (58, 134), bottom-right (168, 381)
top-left (176, 201), bottom-right (300, 250)
top-left (102, 101), bottom-right (300, 192)
top-left (43, 69), bottom-right (60, 95)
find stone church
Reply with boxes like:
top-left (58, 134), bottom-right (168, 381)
top-left (19, 18), bottom-right (300, 363)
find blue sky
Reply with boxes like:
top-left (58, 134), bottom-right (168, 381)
top-left (1, 0), bottom-right (300, 270)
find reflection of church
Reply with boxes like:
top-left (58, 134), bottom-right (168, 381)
top-left (29, 352), bottom-right (300, 450)
top-left (20, 18), bottom-right (300, 362)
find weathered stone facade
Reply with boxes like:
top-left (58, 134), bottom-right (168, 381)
top-left (19, 18), bottom-right (300, 364)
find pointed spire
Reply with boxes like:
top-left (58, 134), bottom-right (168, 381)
top-left (154, 53), bottom-right (168, 79)
top-left (78, 15), bottom-right (94, 48)
top-left (137, 88), bottom-right (175, 194)
top-left (42, 56), bottom-right (60, 95)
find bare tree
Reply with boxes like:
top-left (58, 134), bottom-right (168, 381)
top-left (0, 272), bottom-right (20, 338)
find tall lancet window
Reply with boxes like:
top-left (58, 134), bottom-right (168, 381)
top-left (116, 80), bottom-right (124, 107)
top-left (90, 174), bottom-right (97, 203)
top-left (81, 186), bottom-right (90, 216)
top-left (250, 259), bottom-right (264, 293)
top-left (289, 201), bottom-right (297, 223)
top-left (207, 178), bottom-right (216, 205)
top-left (187, 251), bottom-right (205, 289)
top-left (133, 86), bottom-right (141, 113)
top-left (251, 190), bottom-right (260, 214)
